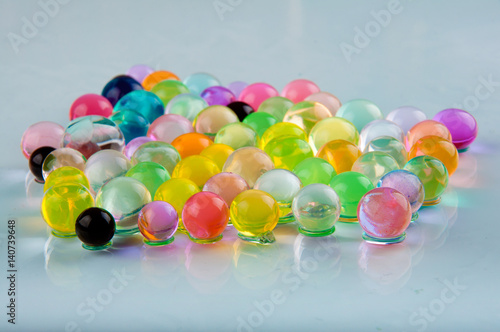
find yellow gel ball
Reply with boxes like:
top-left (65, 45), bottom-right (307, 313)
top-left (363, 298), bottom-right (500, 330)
top-left (264, 136), bottom-right (313, 171)
top-left (259, 122), bottom-right (307, 150)
top-left (283, 101), bottom-right (331, 134)
top-left (316, 139), bottom-right (362, 174)
top-left (171, 155), bottom-right (220, 188)
top-left (43, 166), bottom-right (90, 192)
top-left (200, 143), bottom-right (235, 170)
top-left (308, 117), bottom-right (359, 154)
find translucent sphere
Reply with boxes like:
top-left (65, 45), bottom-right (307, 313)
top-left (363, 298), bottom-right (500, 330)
top-left (148, 114), bottom-right (194, 143)
top-left (43, 166), bottom-right (90, 193)
top-left (101, 75), bottom-right (143, 106)
top-left (292, 183), bottom-right (341, 236)
top-left (62, 116), bottom-right (125, 159)
top-left (201, 86), bottom-right (236, 106)
top-left (200, 143), bottom-right (235, 170)
top-left (257, 96), bottom-right (294, 121)
top-left (242, 112), bottom-right (279, 137)
top-left (131, 141), bottom-right (181, 174)
top-left (281, 79), bottom-right (320, 103)
top-left (259, 122), bottom-right (307, 150)
top-left (230, 190), bottom-right (280, 244)
top-left (114, 90), bottom-right (164, 124)
top-left (138, 201), bottom-right (178, 246)
top-left (238, 82), bottom-right (280, 110)
top-left (433, 108), bottom-right (478, 152)
top-left (254, 169), bottom-right (303, 222)
top-left (227, 81), bottom-right (247, 98)
top-left (21, 121), bottom-right (64, 159)
top-left (110, 110), bottom-right (150, 144)
top-left (406, 120), bottom-right (452, 150)
top-left (182, 192), bottom-right (229, 243)
top-left (142, 70), bottom-right (180, 91)
top-left (351, 151), bottom-right (400, 186)
top-left (69, 93), bottom-right (113, 120)
top-left (378, 170), bottom-right (424, 220)
top-left (404, 156), bottom-right (448, 206)
top-left (171, 132), bottom-right (213, 159)
top-left (96, 177), bottom-right (152, 235)
top-left (183, 72), bottom-right (221, 95)
top-left (358, 187), bottom-right (411, 244)
top-left (126, 64), bottom-right (154, 83)
top-left (203, 172), bottom-right (250, 207)
top-left (215, 123), bottom-right (259, 150)
top-left (42, 147), bottom-right (86, 180)
top-left (316, 139), bottom-right (361, 174)
top-left (41, 183), bottom-right (94, 237)
top-left (308, 117), bottom-right (359, 154)
top-left (305, 92), bottom-right (342, 116)
top-left (358, 119), bottom-right (405, 151)
top-left (283, 101), bottom-right (331, 134)
top-left (386, 106), bottom-right (427, 134)
top-left (408, 135), bottom-right (459, 175)
top-left (293, 157), bottom-right (336, 186)
top-left (172, 155), bottom-right (220, 188)
top-left (84, 150), bottom-right (131, 193)
top-left (125, 161), bottom-right (170, 197)
top-left (151, 80), bottom-right (190, 106)
top-left (123, 136), bottom-right (153, 159)
top-left (165, 93), bottom-right (208, 122)
top-left (363, 136), bottom-right (408, 168)
top-left (329, 171), bottom-right (374, 221)
top-left (194, 105), bottom-right (239, 137)
top-left (222, 147), bottom-right (274, 188)
top-left (264, 136), bottom-right (314, 171)
top-left (336, 99), bottom-right (383, 132)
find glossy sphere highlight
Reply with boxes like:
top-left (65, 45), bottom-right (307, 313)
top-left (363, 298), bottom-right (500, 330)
top-left (357, 188), bottom-right (411, 244)
top-left (408, 136), bottom-right (459, 175)
top-left (110, 110), bottom-right (149, 144)
top-left (316, 139), bottom-right (362, 174)
top-left (123, 136), bottom-right (153, 159)
top-left (69, 94), bottom-right (113, 120)
top-left (84, 150), bottom-right (131, 193)
top-left (239, 83), bottom-right (280, 110)
top-left (151, 80), bottom-right (190, 106)
top-left (29, 146), bottom-right (55, 182)
top-left (283, 101), bottom-right (331, 134)
top-left (351, 151), bottom-right (400, 186)
top-left (62, 116), bottom-right (125, 159)
top-left (433, 108), bottom-right (478, 151)
top-left (166, 93), bottom-right (208, 122)
top-left (126, 64), bottom-right (154, 83)
top-left (329, 171), bottom-right (374, 221)
top-left (336, 99), bottom-right (383, 132)
top-left (148, 114), bottom-right (194, 143)
top-left (95, 177), bottom-right (152, 235)
top-left (308, 117), bottom-right (359, 153)
top-left (42, 147), bottom-right (86, 180)
top-left (194, 105), bottom-right (239, 137)
top-left (200, 143), bottom-right (235, 170)
top-left (404, 156), bottom-right (448, 205)
top-left (142, 70), bottom-right (180, 91)
top-left (125, 162), bottom-right (170, 197)
top-left (386, 106), bottom-right (427, 134)
top-left (363, 136), bottom-right (408, 168)
top-left (202, 172), bottom-right (250, 207)
top-left (281, 79), bottom-right (320, 103)
top-left (406, 120), bottom-right (452, 149)
top-left (242, 112), bottom-right (279, 137)
top-left (101, 75), bottom-right (143, 106)
top-left (183, 72), bottom-right (221, 95)
top-left (41, 183), bottom-right (94, 237)
top-left (230, 190), bottom-right (280, 244)
top-left (114, 90), bottom-right (164, 124)
top-left (222, 147), bottom-right (275, 188)
top-left (358, 119), bottom-right (405, 151)
top-left (254, 169), bottom-right (303, 222)
top-left (171, 132), bottom-right (213, 159)
top-left (215, 123), bottom-right (259, 150)
top-left (264, 136), bottom-right (313, 171)
top-left (138, 201), bottom-right (178, 246)
top-left (21, 121), bottom-right (64, 159)
top-left (293, 157), bottom-right (336, 186)
top-left (131, 141), bottom-right (181, 174)
top-left (378, 170), bottom-right (424, 219)
top-left (75, 207), bottom-right (115, 250)
top-left (44, 166), bottom-right (90, 193)
top-left (182, 192), bottom-right (229, 243)
top-left (172, 155), bottom-right (220, 188)
top-left (227, 101), bottom-right (254, 121)
top-left (201, 86), bottom-right (236, 106)
top-left (305, 92), bottom-right (342, 116)
top-left (292, 183), bottom-right (341, 236)
top-left (260, 122), bottom-right (307, 150)
top-left (257, 96), bottom-right (294, 121)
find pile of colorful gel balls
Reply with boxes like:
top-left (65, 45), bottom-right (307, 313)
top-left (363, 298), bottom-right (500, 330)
top-left (21, 65), bottom-right (478, 250)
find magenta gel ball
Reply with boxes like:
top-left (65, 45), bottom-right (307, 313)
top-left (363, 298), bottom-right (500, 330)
top-left (69, 94), bottom-right (113, 120)
top-left (357, 187), bottom-right (411, 245)
top-left (239, 83), bottom-right (280, 110)
top-left (227, 81), bottom-right (248, 98)
top-left (433, 108), bottom-right (478, 152)
top-left (126, 64), bottom-right (154, 83)
top-left (124, 136), bottom-right (154, 159)
top-left (148, 114), bottom-right (194, 143)
top-left (21, 121), bottom-right (64, 159)
top-left (138, 201), bottom-right (178, 246)
top-left (201, 86), bottom-right (236, 106)
top-left (281, 79), bottom-right (321, 104)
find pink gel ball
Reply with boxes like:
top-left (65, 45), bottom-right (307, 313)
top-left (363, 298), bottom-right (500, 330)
top-left (69, 93), bottom-right (113, 120)
top-left (238, 83), bottom-right (279, 110)
top-left (123, 136), bottom-right (154, 159)
top-left (21, 121), bottom-right (64, 159)
top-left (147, 114), bottom-right (194, 143)
top-left (281, 79), bottom-right (320, 104)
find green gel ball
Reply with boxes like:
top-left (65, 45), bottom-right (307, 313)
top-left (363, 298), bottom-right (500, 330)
top-left (257, 96), bottom-right (294, 121)
top-left (151, 80), bottom-right (190, 106)
top-left (336, 99), bottom-right (383, 132)
top-left (125, 161), bottom-right (171, 197)
top-left (404, 156), bottom-right (448, 206)
top-left (242, 112), bottom-right (279, 137)
top-left (214, 122), bottom-right (259, 150)
top-left (329, 171), bottom-right (374, 222)
top-left (293, 157), bottom-right (336, 186)
top-left (264, 136), bottom-right (313, 171)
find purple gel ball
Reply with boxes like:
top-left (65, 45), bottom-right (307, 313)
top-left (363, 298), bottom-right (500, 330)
top-left (227, 81), bottom-right (248, 99)
top-left (126, 64), bottom-right (154, 84)
top-left (201, 86), bottom-right (236, 106)
top-left (124, 136), bottom-right (154, 159)
top-left (138, 201), bottom-right (178, 245)
top-left (433, 108), bottom-right (478, 152)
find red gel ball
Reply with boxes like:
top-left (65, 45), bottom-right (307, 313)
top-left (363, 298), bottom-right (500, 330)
top-left (281, 79), bottom-right (320, 104)
top-left (69, 94), bottom-right (113, 120)
top-left (238, 83), bottom-right (279, 110)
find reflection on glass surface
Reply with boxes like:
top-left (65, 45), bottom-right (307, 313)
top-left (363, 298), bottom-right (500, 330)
top-left (25, 171), bottom-right (44, 208)
top-left (449, 153), bottom-right (478, 188)
top-left (44, 234), bottom-right (83, 289)
top-left (141, 239), bottom-right (185, 288)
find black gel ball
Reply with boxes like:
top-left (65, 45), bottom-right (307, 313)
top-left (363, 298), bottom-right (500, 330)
top-left (75, 207), bottom-right (116, 250)
top-left (29, 146), bottom-right (55, 183)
